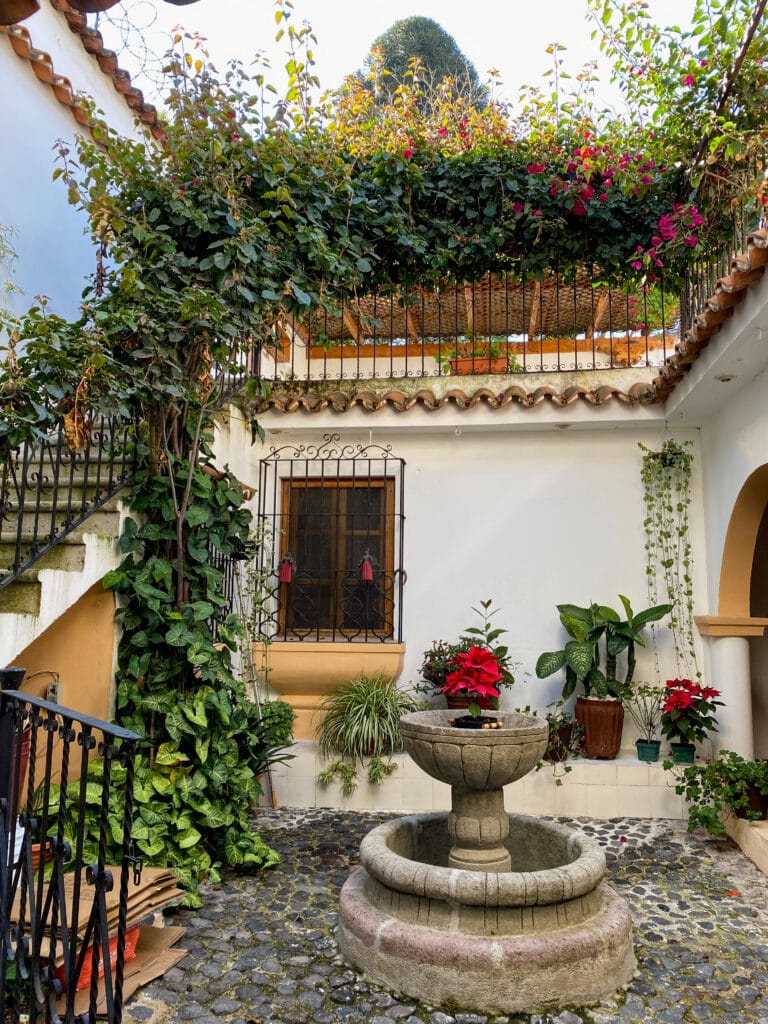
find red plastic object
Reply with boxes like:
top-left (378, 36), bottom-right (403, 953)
top-left (55, 926), bottom-right (140, 992)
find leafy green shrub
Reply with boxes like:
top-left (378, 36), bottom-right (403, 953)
top-left (669, 751), bottom-right (768, 836)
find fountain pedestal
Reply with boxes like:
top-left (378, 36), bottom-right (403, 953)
top-left (338, 710), bottom-right (635, 1015)
top-left (449, 788), bottom-right (510, 871)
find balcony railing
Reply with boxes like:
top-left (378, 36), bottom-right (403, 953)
top-left (0, 689), bottom-right (140, 1023)
top-left (250, 269), bottom-right (679, 385)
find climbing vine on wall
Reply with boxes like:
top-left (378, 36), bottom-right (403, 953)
top-left (640, 439), bottom-right (700, 681)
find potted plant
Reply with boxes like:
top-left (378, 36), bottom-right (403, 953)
top-left (440, 644), bottom-right (507, 725)
top-left (316, 671), bottom-right (420, 797)
top-left (540, 700), bottom-right (583, 770)
top-left (536, 596), bottom-right (671, 759)
top-left (442, 339), bottom-right (507, 375)
top-left (669, 751), bottom-right (768, 835)
top-left (660, 678), bottom-right (724, 763)
top-left (417, 638), bottom-right (474, 700)
top-left (420, 599), bottom-right (515, 710)
top-left (624, 682), bottom-right (666, 762)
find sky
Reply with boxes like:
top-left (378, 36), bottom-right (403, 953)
top-left (98, 0), bottom-right (695, 111)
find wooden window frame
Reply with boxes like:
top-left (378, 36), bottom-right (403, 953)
top-left (278, 476), bottom-right (395, 637)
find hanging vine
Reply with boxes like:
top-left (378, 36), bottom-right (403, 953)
top-left (640, 439), bottom-right (700, 680)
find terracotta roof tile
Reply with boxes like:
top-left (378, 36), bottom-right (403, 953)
top-left (260, 380), bottom-right (655, 415)
top-left (1, 0), bottom-right (165, 144)
top-left (649, 227), bottom-right (767, 401)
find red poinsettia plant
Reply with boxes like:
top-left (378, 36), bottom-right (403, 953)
top-left (442, 645), bottom-right (505, 718)
top-left (660, 678), bottom-right (724, 745)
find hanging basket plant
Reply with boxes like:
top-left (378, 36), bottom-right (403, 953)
top-left (639, 439), bottom-right (699, 679)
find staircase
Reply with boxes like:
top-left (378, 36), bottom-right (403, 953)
top-left (0, 418), bottom-right (135, 665)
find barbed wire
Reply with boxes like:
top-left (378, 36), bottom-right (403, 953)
top-left (94, 0), bottom-right (173, 102)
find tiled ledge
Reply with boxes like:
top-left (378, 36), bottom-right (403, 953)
top-left (269, 742), bottom-right (686, 820)
top-left (725, 817), bottom-right (768, 877)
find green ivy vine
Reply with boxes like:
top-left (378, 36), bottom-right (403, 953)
top-left (100, 457), bottom-right (294, 905)
top-left (639, 439), bottom-right (700, 681)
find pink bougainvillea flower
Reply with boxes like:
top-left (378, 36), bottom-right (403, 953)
top-left (527, 163), bottom-right (545, 174)
top-left (684, 235), bottom-right (698, 247)
top-left (700, 59), bottom-right (708, 67)
top-left (512, 201), bottom-right (525, 213)
top-left (631, 260), bottom-right (643, 270)
top-left (684, 74), bottom-right (696, 86)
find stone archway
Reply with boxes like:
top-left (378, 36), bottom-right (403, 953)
top-left (719, 464), bottom-right (768, 619)
top-left (696, 465), bottom-right (768, 757)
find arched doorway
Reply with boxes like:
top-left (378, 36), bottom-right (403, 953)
top-left (699, 466), bottom-right (768, 757)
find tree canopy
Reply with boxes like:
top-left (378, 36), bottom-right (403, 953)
top-left (360, 16), bottom-right (486, 109)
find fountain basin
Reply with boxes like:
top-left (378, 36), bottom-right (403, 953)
top-left (358, 812), bottom-right (606, 927)
top-left (338, 812), bottom-right (635, 1013)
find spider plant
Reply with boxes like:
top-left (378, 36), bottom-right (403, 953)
top-left (316, 671), bottom-right (420, 796)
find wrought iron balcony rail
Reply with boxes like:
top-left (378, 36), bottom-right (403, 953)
top-left (0, 689), bottom-right (140, 1023)
top-left (248, 269), bottom-right (680, 385)
top-left (0, 417), bottom-right (137, 592)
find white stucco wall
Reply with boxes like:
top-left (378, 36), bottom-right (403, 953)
top-left (247, 415), bottom-right (707, 725)
top-left (0, 6), bottom-right (151, 320)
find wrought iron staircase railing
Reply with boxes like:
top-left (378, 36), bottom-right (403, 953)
top-left (0, 417), bottom-right (137, 593)
top-left (0, 688), bottom-right (140, 1024)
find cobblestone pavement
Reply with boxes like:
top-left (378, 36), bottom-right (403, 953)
top-left (125, 810), bottom-right (768, 1024)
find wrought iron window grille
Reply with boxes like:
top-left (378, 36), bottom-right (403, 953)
top-left (256, 434), bottom-right (406, 643)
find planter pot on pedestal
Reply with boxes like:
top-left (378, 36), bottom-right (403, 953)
top-left (670, 741), bottom-right (696, 765)
top-left (575, 697), bottom-right (624, 759)
top-left (635, 739), bottom-right (661, 763)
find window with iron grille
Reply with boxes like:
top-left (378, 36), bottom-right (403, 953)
top-left (257, 435), bottom-right (405, 642)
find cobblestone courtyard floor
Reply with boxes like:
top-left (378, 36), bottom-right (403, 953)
top-left (125, 810), bottom-right (768, 1024)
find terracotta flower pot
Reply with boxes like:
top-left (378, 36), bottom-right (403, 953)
top-left (66, 0), bottom-right (121, 11)
top-left (445, 692), bottom-right (473, 710)
top-left (575, 697), bottom-right (624, 759)
top-left (449, 356), bottom-right (507, 375)
top-left (0, 0), bottom-right (40, 26)
top-left (734, 785), bottom-right (768, 820)
top-left (544, 723), bottom-right (574, 763)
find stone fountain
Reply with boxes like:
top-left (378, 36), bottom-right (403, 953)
top-left (338, 710), bottom-right (635, 1014)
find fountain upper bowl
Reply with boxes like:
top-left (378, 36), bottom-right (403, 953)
top-left (399, 709), bottom-right (548, 789)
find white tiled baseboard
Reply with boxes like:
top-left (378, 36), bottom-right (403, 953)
top-left (266, 743), bottom-right (686, 820)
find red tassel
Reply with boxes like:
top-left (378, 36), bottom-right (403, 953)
top-left (278, 555), bottom-right (294, 584)
top-left (360, 553), bottom-right (374, 583)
